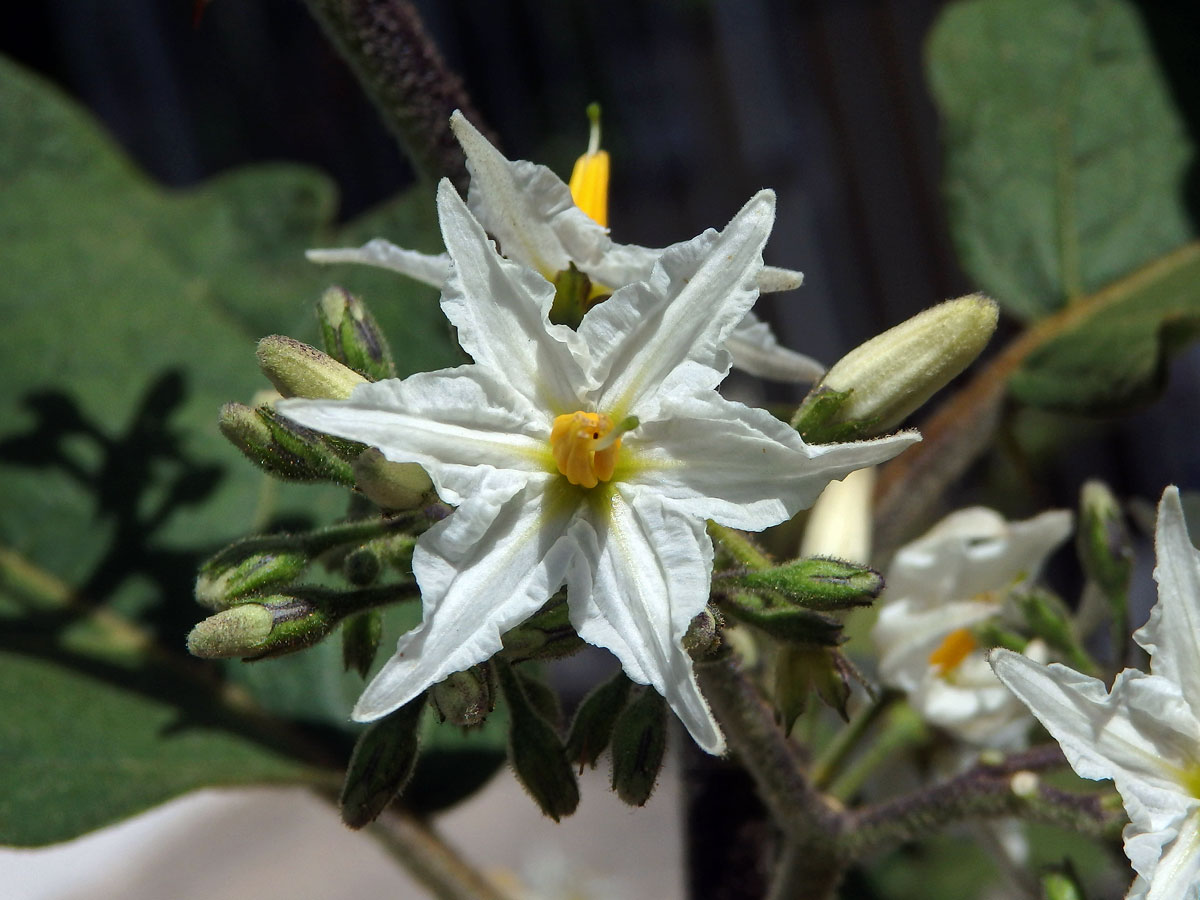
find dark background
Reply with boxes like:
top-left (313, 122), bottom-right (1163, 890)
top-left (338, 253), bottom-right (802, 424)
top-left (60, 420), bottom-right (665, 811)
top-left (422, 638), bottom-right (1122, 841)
top-left (3, 0), bottom-right (1199, 510)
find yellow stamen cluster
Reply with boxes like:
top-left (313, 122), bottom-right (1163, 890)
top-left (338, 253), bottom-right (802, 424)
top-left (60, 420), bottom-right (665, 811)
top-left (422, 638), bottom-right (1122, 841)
top-left (550, 411), bottom-right (620, 488)
top-left (927, 627), bottom-right (977, 676)
top-left (569, 103), bottom-right (610, 228)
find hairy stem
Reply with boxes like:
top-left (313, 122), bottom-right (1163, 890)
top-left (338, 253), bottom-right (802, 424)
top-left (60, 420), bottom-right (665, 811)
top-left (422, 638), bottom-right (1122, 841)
top-left (301, 0), bottom-right (491, 191)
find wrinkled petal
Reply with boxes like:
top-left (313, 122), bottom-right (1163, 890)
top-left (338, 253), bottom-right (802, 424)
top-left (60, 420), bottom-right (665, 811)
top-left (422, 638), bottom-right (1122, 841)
top-left (277, 367), bottom-right (549, 506)
top-left (566, 489), bottom-right (724, 754)
top-left (990, 653), bottom-right (1197, 815)
top-left (724, 311), bottom-right (825, 382)
top-left (1142, 811), bottom-right (1200, 900)
top-left (353, 474), bottom-right (582, 720)
top-left (626, 391), bottom-right (918, 532)
top-left (305, 239), bottom-right (451, 288)
top-left (886, 508), bottom-right (1073, 605)
top-left (452, 111), bottom-right (598, 277)
top-left (436, 181), bottom-right (595, 415)
top-left (1137, 486), bottom-right (1200, 709)
top-left (582, 191), bottom-right (775, 418)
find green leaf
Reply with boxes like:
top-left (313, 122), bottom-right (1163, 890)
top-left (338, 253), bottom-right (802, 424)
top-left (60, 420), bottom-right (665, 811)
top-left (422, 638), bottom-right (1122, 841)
top-left (928, 0), bottom-right (1195, 321)
top-left (1009, 244), bottom-right (1200, 412)
top-left (0, 651), bottom-right (322, 846)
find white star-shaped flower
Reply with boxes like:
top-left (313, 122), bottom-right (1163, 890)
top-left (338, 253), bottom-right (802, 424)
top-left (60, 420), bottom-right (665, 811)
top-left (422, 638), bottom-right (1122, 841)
top-left (308, 111), bottom-right (823, 382)
top-left (280, 181), bottom-right (916, 754)
top-left (873, 507), bottom-right (1072, 747)
top-left (992, 487), bottom-right (1200, 900)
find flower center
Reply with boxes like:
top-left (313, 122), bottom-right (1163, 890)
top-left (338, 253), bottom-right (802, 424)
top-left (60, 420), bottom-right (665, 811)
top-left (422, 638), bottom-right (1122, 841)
top-left (550, 411), bottom-right (625, 489)
top-left (928, 628), bottom-right (977, 676)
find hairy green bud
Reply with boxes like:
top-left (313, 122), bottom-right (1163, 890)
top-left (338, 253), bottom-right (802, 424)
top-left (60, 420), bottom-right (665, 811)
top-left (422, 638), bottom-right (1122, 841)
top-left (722, 557), bottom-right (883, 611)
top-left (497, 661), bottom-right (579, 821)
top-left (219, 402), bottom-right (355, 485)
top-left (195, 546), bottom-right (309, 610)
top-left (186, 604), bottom-right (275, 658)
top-left (430, 665), bottom-right (494, 727)
top-left (610, 687), bottom-right (668, 807)
top-left (565, 670), bottom-right (633, 768)
top-left (317, 286), bottom-right (396, 382)
top-left (342, 609), bottom-right (383, 678)
top-left (257, 334), bottom-right (367, 400)
top-left (340, 695), bottom-right (426, 829)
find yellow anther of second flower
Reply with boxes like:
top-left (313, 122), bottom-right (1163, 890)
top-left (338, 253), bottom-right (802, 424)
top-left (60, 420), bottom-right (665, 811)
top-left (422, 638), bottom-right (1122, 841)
top-left (550, 411), bottom-right (621, 489)
top-left (569, 103), bottom-right (610, 228)
top-left (928, 627), bottom-right (977, 676)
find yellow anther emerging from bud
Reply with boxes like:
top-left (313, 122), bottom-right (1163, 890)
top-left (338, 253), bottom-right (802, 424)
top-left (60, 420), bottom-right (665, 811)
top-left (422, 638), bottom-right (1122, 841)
top-left (569, 103), bottom-right (610, 227)
top-left (550, 411), bottom-right (638, 488)
top-left (928, 627), bottom-right (977, 676)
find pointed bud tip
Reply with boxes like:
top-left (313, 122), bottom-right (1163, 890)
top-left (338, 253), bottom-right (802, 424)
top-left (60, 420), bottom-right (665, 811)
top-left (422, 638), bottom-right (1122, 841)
top-left (256, 335), bottom-right (366, 400)
top-left (187, 605), bottom-right (274, 658)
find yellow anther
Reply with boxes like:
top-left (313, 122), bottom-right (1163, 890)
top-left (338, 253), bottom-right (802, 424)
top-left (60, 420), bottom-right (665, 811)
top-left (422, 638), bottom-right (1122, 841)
top-left (928, 628), bottom-right (977, 676)
top-left (569, 103), bottom-right (610, 227)
top-left (550, 411), bottom-right (621, 488)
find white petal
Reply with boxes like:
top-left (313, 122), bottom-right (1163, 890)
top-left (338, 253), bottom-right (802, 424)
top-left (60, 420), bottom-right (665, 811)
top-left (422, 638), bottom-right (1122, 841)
top-left (725, 310), bottom-right (825, 382)
top-left (305, 239), bottom-right (451, 288)
top-left (436, 181), bottom-right (594, 414)
top-left (1142, 811), bottom-right (1200, 900)
top-left (451, 111), bottom-right (593, 277)
top-left (581, 192), bottom-right (777, 417)
top-left (756, 266), bottom-right (804, 293)
top-left (885, 508), bottom-right (1073, 607)
top-left (1137, 486), bottom-right (1200, 707)
top-left (874, 597), bottom-right (1002, 692)
top-left (353, 474), bottom-right (582, 720)
top-left (276, 368), bottom-right (549, 506)
top-left (566, 489), bottom-right (724, 754)
top-left (625, 391), bottom-right (919, 532)
top-left (990, 652), bottom-right (1197, 817)
top-left (582, 241), bottom-right (660, 289)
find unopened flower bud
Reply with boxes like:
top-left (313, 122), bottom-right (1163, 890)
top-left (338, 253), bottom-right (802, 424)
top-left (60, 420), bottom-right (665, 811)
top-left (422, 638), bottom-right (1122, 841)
top-left (354, 448), bottom-right (433, 510)
top-left (721, 557), bottom-right (883, 612)
top-left (793, 294), bottom-right (998, 440)
top-left (799, 466), bottom-right (875, 563)
top-left (1078, 481), bottom-right (1133, 659)
top-left (257, 334), bottom-right (367, 400)
top-left (500, 598), bottom-right (584, 662)
top-left (610, 686), bottom-right (668, 806)
top-left (317, 286), bottom-right (396, 382)
top-left (219, 402), bottom-right (356, 485)
top-left (430, 665), bottom-right (494, 727)
top-left (682, 605), bottom-right (723, 659)
top-left (186, 604), bottom-right (274, 658)
top-left (195, 546), bottom-right (309, 610)
top-left (1041, 869), bottom-right (1085, 900)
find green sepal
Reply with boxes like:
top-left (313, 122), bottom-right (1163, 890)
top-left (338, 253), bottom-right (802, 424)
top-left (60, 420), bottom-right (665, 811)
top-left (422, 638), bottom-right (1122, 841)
top-left (717, 593), bottom-right (845, 646)
top-left (341, 609), bottom-right (383, 678)
top-left (343, 545), bottom-right (383, 587)
top-left (610, 686), bottom-right (668, 807)
top-left (430, 664), bottom-right (495, 727)
top-left (1012, 588), bottom-right (1096, 675)
top-left (1077, 480), bottom-right (1133, 658)
top-left (317, 285), bottom-right (396, 382)
top-left (194, 546), bottom-right (309, 610)
top-left (565, 669), bottom-right (634, 768)
top-left (790, 388), bottom-right (877, 444)
top-left (500, 596), bottom-right (585, 662)
top-left (1040, 864), bottom-right (1086, 900)
top-left (496, 660), bottom-right (579, 821)
top-left (549, 263), bottom-right (592, 330)
top-left (340, 694), bottom-right (427, 829)
top-left (721, 557), bottom-right (883, 611)
top-left (774, 645), bottom-right (853, 729)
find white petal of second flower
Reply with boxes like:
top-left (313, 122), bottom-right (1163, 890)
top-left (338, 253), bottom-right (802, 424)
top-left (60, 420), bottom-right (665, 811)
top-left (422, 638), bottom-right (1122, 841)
top-left (566, 489), bottom-right (724, 754)
top-left (305, 239), bottom-right (452, 289)
top-left (627, 391), bottom-right (919, 532)
top-left (725, 311), bottom-right (825, 383)
top-left (353, 472), bottom-right (583, 721)
top-left (1141, 809), bottom-right (1200, 900)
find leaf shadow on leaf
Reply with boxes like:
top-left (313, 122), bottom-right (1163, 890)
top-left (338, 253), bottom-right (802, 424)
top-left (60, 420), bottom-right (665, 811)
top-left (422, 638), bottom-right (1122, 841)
top-left (0, 370), bottom-right (222, 638)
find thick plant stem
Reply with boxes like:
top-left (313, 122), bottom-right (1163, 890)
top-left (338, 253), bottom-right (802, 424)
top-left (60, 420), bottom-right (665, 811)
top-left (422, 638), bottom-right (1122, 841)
top-left (696, 655), bottom-right (847, 898)
top-left (767, 838), bottom-right (845, 900)
top-left (301, 0), bottom-right (490, 191)
top-left (365, 806), bottom-right (509, 900)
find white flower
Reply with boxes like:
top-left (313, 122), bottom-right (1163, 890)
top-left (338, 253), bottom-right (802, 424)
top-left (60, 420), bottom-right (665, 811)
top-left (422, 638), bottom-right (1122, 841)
top-left (873, 507), bottom-right (1072, 747)
top-left (992, 487), bottom-right (1200, 900)
top-left (280, 181), bottom-right (917, 754)
top-left (308, 111), bottom-right (823, 383)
